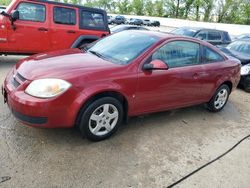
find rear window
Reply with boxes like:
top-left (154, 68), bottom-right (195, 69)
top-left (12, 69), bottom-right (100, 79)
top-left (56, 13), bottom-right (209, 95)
top-left (224, 32), bottom-right (232, 42)
top-left (80, 11), bottom-right (105, 29)
top-left (53, 7), bottom-right (76, 25)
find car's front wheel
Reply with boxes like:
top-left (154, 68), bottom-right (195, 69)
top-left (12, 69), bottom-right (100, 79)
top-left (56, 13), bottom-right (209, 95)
top-left (78, 97), bottom-right (123, 141)
top-left (207, 84), bottom-right (230, 112)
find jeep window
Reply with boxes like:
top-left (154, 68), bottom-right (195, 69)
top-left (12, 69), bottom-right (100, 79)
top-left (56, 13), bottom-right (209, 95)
top-left (53, 7), bottom-right (76, 25)
top-left (16, 2), bottom-right (45, 22)
top-left (80, 11), bottom-right (105, 29)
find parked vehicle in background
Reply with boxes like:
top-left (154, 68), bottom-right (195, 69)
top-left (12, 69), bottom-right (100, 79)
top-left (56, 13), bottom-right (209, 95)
top-left (128, 18), bottom-right (143, 26)
top-left (0, 5), bottom-right (6, 12)
top-left (171, 27), bottom-right (231, 46)
top-left (142, 19), bottom-right (151, 26)
top-left (0, 0), bottom-right (109, 55)
top-left (110, 25), bottom-right (148, 33)
top-left (3, 31), bottom-right (240, 141)
top-left (150, 20), bottom-right (160, 27)
top-left (107, 15), bottom-right (113, 24)
top-left (234, 33), bottom-right (250, 40)
top-left (113, 15), bottom-right (125, 24)
top-left (220, 39), bottom-right (250, 92)
top-left (127, 18), bottom-right (135, 24)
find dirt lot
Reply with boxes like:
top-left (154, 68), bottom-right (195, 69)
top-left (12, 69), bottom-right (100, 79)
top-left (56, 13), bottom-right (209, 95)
top-left (0, 55), bottom-right (250, 188)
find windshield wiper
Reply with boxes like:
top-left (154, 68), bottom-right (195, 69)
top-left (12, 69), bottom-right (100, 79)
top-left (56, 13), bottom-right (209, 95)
top-left (88, 50), bottom-right (106, 59)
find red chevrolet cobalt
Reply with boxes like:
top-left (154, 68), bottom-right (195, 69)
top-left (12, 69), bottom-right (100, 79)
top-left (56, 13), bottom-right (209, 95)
top-left (2, 31), bottom-right (240, 141)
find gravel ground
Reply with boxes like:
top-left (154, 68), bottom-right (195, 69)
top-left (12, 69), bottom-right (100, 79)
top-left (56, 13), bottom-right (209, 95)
top-left (0, 53), bottom-right (250, 188)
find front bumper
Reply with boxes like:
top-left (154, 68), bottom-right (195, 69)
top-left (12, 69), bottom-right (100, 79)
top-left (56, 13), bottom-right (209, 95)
top-left (2, 70), bottom-right (83, 128)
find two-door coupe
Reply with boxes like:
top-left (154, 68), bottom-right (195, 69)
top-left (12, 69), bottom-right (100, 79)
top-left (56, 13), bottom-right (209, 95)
top-left (2, 31), bottom-right (241, 141)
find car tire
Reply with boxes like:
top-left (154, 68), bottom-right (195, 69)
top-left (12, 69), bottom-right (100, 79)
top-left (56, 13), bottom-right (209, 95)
top-left (244, 85), bottom-right (250, 93)
top-left (207, 84), bottom-right (230, 112)
top-left (78, 97), bottom-right (123, 141)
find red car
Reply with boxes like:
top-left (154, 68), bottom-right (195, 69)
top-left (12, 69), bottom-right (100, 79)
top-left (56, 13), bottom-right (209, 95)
top-left (2, 31), bottom-right (241, 141)
top-left (0, 0), bottom-right (109, 55)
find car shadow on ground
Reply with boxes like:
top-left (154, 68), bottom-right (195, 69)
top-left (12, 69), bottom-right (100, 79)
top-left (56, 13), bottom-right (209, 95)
top-left (12, 104), bottom-right (214, 144)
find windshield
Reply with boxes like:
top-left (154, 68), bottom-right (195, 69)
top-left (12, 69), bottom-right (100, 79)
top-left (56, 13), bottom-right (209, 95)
top-left (171, 28), bottom-right (197, 37)
top-left (87, 31), bottom-right (160, 65)
top-left (227, 41), bottom-right (250, 54)
top-left (237, 34), bottom-right (250, 39)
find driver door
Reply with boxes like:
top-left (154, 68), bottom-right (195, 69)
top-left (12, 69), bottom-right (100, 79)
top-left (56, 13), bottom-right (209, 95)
top-left (134, 40), bottom-right (205, 114)
top-left (6, 1), bottom-right (50, 54)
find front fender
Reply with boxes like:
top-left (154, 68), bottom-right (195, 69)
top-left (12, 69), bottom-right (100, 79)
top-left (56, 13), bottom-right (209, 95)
top-left (70, 82), bottom-right (134, 126)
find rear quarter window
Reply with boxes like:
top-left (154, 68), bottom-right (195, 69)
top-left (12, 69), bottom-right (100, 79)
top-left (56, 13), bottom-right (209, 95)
top-left (80, 10), bottom-right (106, 30)
top-left (203, 46), bottom-right (224, 63)
top-left (224, 32), bottom-right (232, 42)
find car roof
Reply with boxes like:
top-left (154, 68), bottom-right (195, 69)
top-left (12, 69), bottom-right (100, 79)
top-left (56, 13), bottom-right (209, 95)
top-left (179, 26), bottom-right (228, 33)
top-left (26, 0), bottom-right (105, 13)
top-left (133, 30), bottom-right (220, 46)
top-left (131, 30), bottom-right (185, 39)
top-left (232, 39), bottom-right (250, 43)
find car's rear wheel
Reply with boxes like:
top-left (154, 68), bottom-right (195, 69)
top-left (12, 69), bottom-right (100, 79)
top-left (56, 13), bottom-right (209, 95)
top-left (207, 84), bottom-right (230, 112)
top-left (78, 97), bottom-right (123, 141)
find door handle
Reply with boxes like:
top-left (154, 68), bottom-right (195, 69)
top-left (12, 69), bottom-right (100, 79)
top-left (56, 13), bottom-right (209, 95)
top-left (67, 30), bottom-right (76, 34)
top-left (193, 73), bottom-right (199, 79)
top-left (38, 27), bottom-right (48, 32)
top-left (193, 72), bottom-right (209, 79)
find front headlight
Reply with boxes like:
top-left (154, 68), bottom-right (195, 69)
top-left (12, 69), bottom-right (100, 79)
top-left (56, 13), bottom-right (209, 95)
top-left (241, 64), bottom-right (250, 76)
top-left (25, 79), bottom-right (71, 98)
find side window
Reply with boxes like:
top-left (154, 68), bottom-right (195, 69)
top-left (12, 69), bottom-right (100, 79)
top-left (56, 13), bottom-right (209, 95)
top-left (208, 32), bottom-right (221, 41)
top-left (203, 46), bottom-right (224, 63)
top-left (53, 7), bottom-right (76, 25)
top-left (196, 31), bottom-right (208, 40)
top-left (80, 11), bottom-right (105, 29)
top-left (16, 2), bottom-right (45, 22)
top-left (152, 41), bottom-right (200, 68)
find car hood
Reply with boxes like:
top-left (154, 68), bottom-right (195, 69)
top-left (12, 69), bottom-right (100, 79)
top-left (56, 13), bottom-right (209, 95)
top-left (220, 47), bottom-right (250, 65)
top-left (16, 49), bottom-right (120, 81)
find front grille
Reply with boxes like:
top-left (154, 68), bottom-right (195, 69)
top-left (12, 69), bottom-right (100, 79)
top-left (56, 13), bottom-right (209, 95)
top-left (11, 77), bottom-right (20, 88)
top-left (16, 72), bottom-right (26, 82)
top-left (11, 72), bottom-right (26, 88)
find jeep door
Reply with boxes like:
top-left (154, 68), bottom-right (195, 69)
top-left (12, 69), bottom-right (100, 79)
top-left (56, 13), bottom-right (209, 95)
top-left (49, 4), bottom-right (78, 50)
top-left (6, 1), bottom-right (50, 54)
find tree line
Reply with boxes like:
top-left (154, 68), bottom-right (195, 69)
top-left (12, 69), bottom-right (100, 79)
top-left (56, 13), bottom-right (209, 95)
top-left (1, 0), bottom-right (250, 25)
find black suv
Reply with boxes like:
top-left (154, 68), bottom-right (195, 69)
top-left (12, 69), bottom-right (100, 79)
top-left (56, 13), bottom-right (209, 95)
top-left (171, 27), bottom-right (231, 46)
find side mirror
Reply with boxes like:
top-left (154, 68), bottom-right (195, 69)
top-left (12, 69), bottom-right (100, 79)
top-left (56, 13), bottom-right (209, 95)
top-left (143, 59), bottom-right (169, 71)
top-left (11, 10), bottom-right (19, 21)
